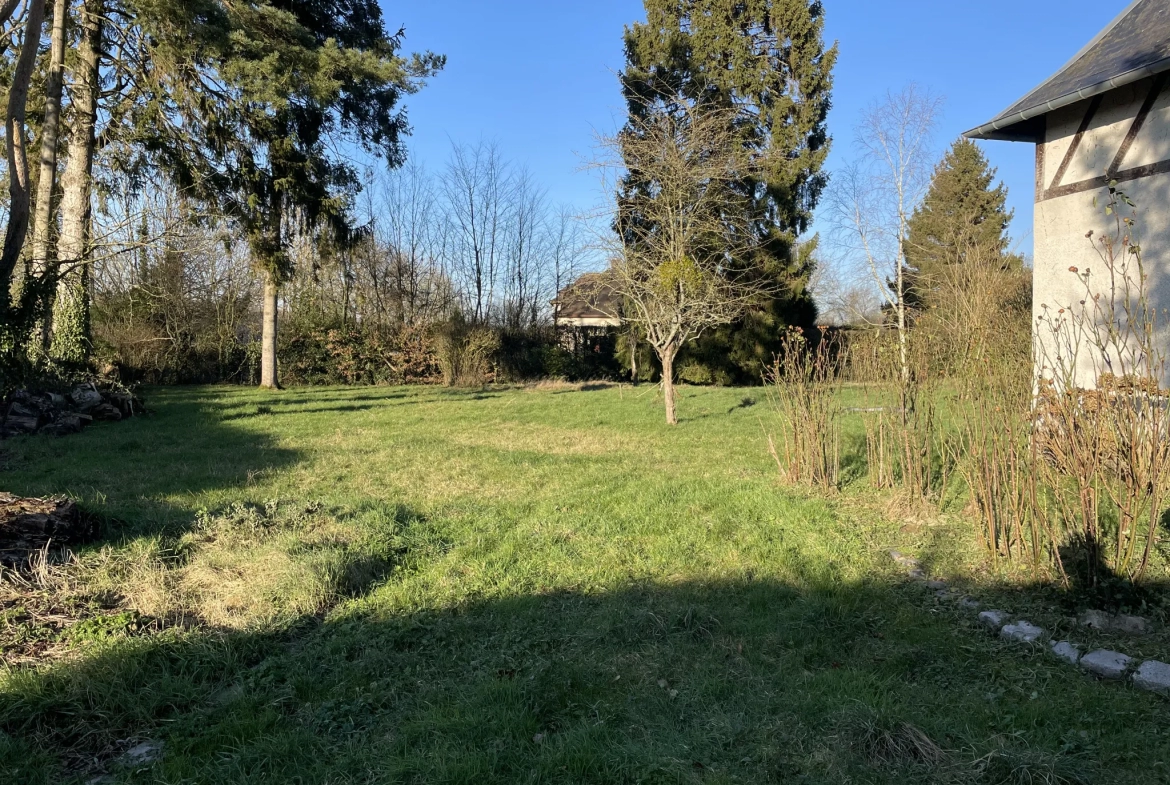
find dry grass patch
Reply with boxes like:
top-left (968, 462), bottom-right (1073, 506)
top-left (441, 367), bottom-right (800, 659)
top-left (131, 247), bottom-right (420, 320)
top-left (168, 501), bottom-right (399, 629)
top-left (1, 500), bottom-right (402, 659)
top-left (0, 544), bottom-right (169, 665)
top-left (525, 380), bottom-right (618, 393)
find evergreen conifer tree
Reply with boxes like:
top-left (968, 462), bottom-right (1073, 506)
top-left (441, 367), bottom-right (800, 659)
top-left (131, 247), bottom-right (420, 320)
top-left (620, 0), bottom-right (837, 382)
top-left (129, 0), bottom-right (444, 387)
top-left (904, 139), bottom-right (1019, 311)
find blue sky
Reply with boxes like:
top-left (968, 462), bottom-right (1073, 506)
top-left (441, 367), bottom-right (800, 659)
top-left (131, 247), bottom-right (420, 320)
top-left (385, 0), bottom-right (1132, 259)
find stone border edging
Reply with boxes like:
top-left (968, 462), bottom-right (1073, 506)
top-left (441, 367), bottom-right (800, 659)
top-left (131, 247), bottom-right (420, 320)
top-left (888, 551), bottom-right (1170, 696)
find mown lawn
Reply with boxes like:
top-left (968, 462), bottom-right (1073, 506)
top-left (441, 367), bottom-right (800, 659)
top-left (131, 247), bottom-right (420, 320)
top-left (1, 383), bottom-right (1167, 784)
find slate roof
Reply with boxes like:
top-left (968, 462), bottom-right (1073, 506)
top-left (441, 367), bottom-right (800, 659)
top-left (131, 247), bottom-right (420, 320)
top-left (966, 0), bottom-right (1170, 142)
top-left (552, 272), bottom-right (622, 322)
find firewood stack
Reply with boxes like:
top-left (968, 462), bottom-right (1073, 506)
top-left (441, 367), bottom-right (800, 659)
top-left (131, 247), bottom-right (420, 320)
top-left (0, 493), bottom-right (94, 567)
top-left (1, 384), bottom-right (144, 438)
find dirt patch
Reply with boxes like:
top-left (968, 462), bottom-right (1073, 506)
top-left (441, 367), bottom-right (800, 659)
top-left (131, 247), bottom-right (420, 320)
top-left (0, 583), bottom-right (158, 665)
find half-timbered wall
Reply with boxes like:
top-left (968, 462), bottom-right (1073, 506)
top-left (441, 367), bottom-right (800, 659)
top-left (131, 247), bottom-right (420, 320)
top-left (1034, 75), bottom-right (1170, 387)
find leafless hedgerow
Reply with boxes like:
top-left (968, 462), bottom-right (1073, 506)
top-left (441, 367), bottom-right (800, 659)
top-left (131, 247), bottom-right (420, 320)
top-left (954, 355), bottom-right (1047, 570)
top-left (593, 99), bottom-right (776, 425)
top-left (924, 242), bottom-right (1039, 567)
top-left (953, 191), bottom-right (1170, 584)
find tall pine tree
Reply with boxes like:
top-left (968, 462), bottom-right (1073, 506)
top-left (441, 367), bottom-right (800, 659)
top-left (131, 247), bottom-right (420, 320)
top-left (620, 0), bottom-right (837, 383)
top-left (904, 139), bottom-right (1019, 311)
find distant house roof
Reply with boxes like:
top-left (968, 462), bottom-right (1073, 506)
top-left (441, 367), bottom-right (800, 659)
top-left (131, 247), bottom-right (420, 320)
top-left (966, 0), bottom-right (1170, 142)
top-left (552, 272), bottom-right (622, 327)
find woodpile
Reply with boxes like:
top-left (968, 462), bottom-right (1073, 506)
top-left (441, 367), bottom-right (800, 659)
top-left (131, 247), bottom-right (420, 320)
top-left (0, 493), bottom-right (94, 567)
top-left (1, 383), bottom-right (143, 438)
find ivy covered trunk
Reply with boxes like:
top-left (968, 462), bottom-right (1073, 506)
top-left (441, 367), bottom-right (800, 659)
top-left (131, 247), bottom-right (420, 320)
top-left (30, 0), bottom-right (67, 278)
top-left (51, 0), bottom-right (103, 365)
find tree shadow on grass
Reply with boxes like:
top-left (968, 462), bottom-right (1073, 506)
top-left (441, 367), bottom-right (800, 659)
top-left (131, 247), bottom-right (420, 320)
top-left (0, 391), bottom-right (305, 543)
top-left (727, 395), bottom-right (758, 414)
top-left (0, 574), bottom-right (1151, 785)
top-left (0, 385), bottom-right (508, 548)
top-left (220, 403), bottom-right (380, 421)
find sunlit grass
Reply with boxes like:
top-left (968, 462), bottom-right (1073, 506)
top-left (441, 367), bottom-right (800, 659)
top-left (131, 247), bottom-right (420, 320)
top-left (0, 384), bottom-right (1167, 784)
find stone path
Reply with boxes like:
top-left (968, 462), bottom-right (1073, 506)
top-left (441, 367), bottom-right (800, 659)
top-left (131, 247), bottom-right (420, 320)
top-left (888, 551), bottom-right (1170, 697)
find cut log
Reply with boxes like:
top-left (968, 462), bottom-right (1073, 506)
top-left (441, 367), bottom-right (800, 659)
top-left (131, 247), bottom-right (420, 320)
top-left (2, 384), bottom-right (143, 438)
top-left (4, 416), bottom-right (41, 434)
top-left (90, 402), bottom-right (123, 421)
top-left (69, 386), bottom-right (103, 412)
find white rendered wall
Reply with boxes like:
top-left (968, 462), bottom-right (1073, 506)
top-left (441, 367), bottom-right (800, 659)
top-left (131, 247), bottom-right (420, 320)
top-left (1033, 77), bottom-right (1170, 388)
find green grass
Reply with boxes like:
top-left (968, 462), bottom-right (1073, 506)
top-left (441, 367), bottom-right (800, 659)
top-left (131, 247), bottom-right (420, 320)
top-left (1, 383), bottom-right (1168, 783)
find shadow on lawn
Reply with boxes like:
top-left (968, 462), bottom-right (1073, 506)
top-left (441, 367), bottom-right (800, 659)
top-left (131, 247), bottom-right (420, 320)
top-left (0, 391), bottom-right (306, 543)
top-left (0, 386), bottom-right (505, 545)
top-left (219, 403), bottom-right (380, 421)
top-left (0, 575), bottom-right (1133, 785)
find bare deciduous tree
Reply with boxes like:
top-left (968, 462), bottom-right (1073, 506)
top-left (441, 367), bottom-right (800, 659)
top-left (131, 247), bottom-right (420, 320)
top-left (808, 253), bottom-right (883, 327)
top-left (368, 160), bottom-right (451, 326)
top-left (443, 141), bottom-right (507, 323)
top-left (439, 142), bottom-right (577, 329)
top-left (597, 101), bottom-right (773, 425)
top-left (502, 167), bottom-right (547, 329)
top-left (548, 205), bottom-right (586, 301)
top-left (828, 85), bottom-right (941, 410)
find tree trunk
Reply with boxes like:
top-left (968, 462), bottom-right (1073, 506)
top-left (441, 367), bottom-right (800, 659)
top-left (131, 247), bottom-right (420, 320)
top-left (661, 344), bottom-right (678, 426)
top-left (31, 0), bottom-right (67, 271)
top-left (51, 0), bottom-right (103, 364)
top-left (629, 330), bottom-right (639, 385)
top-left (0, 0), bottom-right (49, 319)
top-left (260, 269), bottom-right (281, 389)
top-left (29, 0), bottom-right (68, 353)
top-left (0, 0), bottom-right (24, 55)
top-left (896, 218), bottom-right (912, 423)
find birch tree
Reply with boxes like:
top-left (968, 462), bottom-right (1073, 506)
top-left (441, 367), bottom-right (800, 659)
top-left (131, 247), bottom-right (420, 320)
top-left (828, 86), bottom-right (940, 411)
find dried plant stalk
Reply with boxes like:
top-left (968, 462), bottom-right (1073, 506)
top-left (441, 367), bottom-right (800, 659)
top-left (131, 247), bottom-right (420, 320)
top-left (766, 327), bottom-right (844, 490)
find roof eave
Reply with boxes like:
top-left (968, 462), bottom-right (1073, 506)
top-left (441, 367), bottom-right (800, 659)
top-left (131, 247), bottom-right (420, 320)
top-left (965, 56), bottom-right (1170, 143)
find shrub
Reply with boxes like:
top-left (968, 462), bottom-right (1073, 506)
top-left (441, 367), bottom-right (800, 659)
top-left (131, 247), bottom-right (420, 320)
top-left (677, 360), bottom-right (713, 385)
top-left (280, 323), bottom-right (440, 387)
top-left (92, 289), bottom-right (256, 385)
top-left (433, 314), bottom-right (501, 387)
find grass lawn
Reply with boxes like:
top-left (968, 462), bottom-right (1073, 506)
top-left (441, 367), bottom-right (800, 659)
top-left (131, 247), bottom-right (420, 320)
top-left (1, 383), bottom-right (1168, 784)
